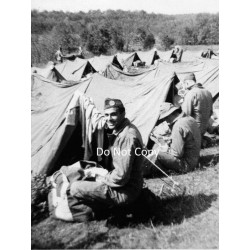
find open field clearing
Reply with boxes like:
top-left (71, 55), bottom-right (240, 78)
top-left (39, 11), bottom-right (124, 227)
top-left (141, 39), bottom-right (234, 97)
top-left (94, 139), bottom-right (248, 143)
top-left (32, 142), bottom-right (219, 249)
top-left (182, 45), bottom-right (219, 52)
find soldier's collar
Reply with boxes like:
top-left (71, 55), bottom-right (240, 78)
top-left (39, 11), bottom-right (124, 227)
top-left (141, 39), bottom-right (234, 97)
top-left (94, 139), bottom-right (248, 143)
top-left (112, 118), bottom-right (130, 136)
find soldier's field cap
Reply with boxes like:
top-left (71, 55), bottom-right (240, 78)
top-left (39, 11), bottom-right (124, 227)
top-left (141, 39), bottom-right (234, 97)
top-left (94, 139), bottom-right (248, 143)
top-left (184, 72), bottom-right (196, 82)
top-left (104, 98), bottom-right (125, 110)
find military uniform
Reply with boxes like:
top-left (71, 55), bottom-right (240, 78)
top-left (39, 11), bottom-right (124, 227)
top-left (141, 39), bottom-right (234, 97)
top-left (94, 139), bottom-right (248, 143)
top-left (182, 84), bottom-right (213, 136)
top-left (68, 118), bottom-right (144, 222)
top-left (145, 113), bottom-right (201, 174)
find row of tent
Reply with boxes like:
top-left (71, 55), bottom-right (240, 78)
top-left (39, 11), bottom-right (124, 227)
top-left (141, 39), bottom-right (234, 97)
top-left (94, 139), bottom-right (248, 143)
top-left (31, 48), bottom-right (219, 82)
top-left (31, 49), bottom-right (219, 176)
top-left (105, 59), bottom-right (219, 100)
top-left (31, 72), bottom-right (178, 175)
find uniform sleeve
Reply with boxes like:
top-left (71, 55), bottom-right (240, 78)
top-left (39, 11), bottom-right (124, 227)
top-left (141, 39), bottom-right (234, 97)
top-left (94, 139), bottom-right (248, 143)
top-left (209, 92), bottom-right (213, 116)
top-left (169, 125), bottom-right (187, 158)
top-left (102, 136), bottom-right (139, 188)
top-left (182, 92), bottom-right (193, 116)
top-left (152, 121), bottom-right (171, 137)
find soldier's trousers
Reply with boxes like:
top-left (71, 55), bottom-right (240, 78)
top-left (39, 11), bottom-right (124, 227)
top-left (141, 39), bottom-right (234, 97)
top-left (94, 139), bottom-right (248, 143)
top-left (67, 180), bottom-right (141, 222)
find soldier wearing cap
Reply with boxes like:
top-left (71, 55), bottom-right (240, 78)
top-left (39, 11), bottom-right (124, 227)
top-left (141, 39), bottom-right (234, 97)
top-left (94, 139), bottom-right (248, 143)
top-left (144, 102), bottom-right (201, 175)
top-left (181, 73), bottom-right (213, 137)
top-left (68, 98), bottom-right (144, 222)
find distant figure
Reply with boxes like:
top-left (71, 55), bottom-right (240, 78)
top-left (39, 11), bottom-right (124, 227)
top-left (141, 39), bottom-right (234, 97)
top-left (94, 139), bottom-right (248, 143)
top-left (55, 47), bottom-right (64, 63)
top-left (201, 49), bottom-right (218, 59)
top-left (77, 46), bottom-right (85, 59)
top-left (152, 48), bottom-right (160, 65)
top-left (169, 46), bottom-right (183, 63)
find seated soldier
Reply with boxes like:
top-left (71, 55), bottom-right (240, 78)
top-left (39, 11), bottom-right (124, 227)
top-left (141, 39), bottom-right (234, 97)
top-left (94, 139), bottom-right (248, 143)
top-left (64, 98), bottom-right (144, 222)
top-left (152, 48), bottom-right (160, 65)
top-left (201, 48), bottom-right (218, 59)
top-left (169, 46), bottom-right (183, 63)
top-left (143, 103), bottom-right (201, 175)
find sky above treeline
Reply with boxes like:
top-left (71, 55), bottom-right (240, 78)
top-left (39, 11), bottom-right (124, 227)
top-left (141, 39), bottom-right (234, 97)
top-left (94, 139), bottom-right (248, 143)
top-left (31, 0), bottom-right (219, 15)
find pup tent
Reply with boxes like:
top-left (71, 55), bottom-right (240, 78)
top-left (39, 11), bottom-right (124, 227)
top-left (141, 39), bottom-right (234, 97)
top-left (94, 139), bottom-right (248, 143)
top-left (156, 47), bottom-right (184, 63)
top-left (54, 58), bottom-right (96, 81)
top-left (104, 63), bottom-right (157, 82)
top-left (32, 72), bottom-right (179, 176)
top-left (104, 58), bottom-right (218, 101)
top-left (116, 52), bottom-right (142, 68)
top-left (137, 49), bottom-right (160, 66)
top-left (88, 55), bottom-right (123, 73)
top-left (157, 59), bottom-right (219, 100)
top-left (31, 62), bottom-right (65, 82)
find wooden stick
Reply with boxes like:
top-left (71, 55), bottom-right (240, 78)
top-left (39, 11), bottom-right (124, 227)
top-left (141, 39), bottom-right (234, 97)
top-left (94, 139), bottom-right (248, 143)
top-left (143, 154), bottom-right (178, 186)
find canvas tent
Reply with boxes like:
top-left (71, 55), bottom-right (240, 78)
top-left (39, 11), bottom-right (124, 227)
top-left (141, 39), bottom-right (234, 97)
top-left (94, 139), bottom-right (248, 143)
top-left (146, 59), bottom-right (219, 99)
top-left (88, 55), bottom-right (123, 73)
top-left (55, 58), bottom-right (96, 81)
top-left (32, 72), bottom-right (178, 175)
top-left (104, 59), bottom-right (205, 83)
top-left (31, 62), bottom-right (65, 82)
top-left (194, 59), bottom-right (219, 100)
top-left (157, 50), bottom-right (173, 61)
top-left (104, 63), bottom-right (157, 82)
top-left (104, 58), bottom-right (218, 102)
top-left (137, 49), bottom-right (160, 65)
top-left (157, 49), bottom-right (207, 62)
top-left (116, 52), bottom-right (142, 68)
top-left (155, 60), bottom-right (206, 80)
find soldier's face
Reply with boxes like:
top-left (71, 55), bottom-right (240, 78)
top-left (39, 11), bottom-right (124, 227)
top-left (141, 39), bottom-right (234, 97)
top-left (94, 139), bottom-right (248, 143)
top-left (104, 108), bottom-right (125, 130)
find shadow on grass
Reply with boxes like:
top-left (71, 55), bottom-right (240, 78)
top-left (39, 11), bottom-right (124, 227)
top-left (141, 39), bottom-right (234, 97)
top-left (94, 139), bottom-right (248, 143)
top-left (32, 193), bottom-right (218, 249)
top-left (198, 153), bottom-right (219, 170)
top-left (31, 218), bottom-right (122, 249)
top-left (159, 193), bottom-right (217, 225)
top-left (201, 134), bottom-right (219, 149)
top-left (105, 192), bottom-right (218, 228)
top-left (143, 151), bottom-right (219, 179)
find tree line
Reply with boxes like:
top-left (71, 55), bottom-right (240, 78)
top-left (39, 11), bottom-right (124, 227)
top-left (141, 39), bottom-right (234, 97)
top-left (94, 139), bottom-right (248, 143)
top-left (31, 10), bottom-right (219, 65)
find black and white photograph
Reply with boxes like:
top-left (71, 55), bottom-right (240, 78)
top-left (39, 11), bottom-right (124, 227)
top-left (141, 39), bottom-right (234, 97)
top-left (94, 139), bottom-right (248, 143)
top-left (30, 0), bottom-right (220, 248)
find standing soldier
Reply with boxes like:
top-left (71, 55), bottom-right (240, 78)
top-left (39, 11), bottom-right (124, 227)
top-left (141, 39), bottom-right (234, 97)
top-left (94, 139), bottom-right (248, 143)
top-left (182, 73), bottom-right (213, 137)
top-left (55, 46), bottom-right (64, 63)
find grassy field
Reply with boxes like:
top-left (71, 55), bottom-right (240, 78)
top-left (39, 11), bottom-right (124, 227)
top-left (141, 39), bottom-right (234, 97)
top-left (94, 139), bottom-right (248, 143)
top-left (182, 45), bottom-right (219, 52)
top-left (32, 140), bottom-right (219, 249)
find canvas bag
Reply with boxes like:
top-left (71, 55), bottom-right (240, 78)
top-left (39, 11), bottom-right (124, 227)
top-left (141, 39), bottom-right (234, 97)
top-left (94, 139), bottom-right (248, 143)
top-left (47, 160), bottom-right (103, 221)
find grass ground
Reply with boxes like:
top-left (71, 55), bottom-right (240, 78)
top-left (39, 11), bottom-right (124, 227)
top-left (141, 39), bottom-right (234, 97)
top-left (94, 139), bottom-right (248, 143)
top-left (182, 45), bottom-right (219, 52)
top-left (32, 141), bottom-right (219, 249)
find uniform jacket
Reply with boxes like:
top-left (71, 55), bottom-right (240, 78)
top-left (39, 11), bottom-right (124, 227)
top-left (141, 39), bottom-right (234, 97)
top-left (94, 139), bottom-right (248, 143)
top-left (169, 113), bottom-right (201, 169)
top-left (102, 118), bottom-right (144, 192)
top-left (182, 84), bottom-right (213, 135)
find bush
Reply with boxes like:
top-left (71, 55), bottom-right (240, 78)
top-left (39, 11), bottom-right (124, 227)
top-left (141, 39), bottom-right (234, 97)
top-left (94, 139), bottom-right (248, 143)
top-left (161, 35), bottom-right (175, 50)
top-left (31, 174), bottom-right (51, 224)
top-left (86, 25), bottom-right (112, 55)
top-left (143, 33), bottom-right (155, 50)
